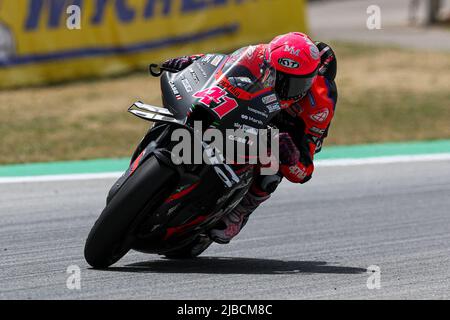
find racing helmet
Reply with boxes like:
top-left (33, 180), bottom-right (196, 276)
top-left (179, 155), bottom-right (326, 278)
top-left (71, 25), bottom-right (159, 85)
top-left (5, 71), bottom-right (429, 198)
top-left (266, 32), bottom-right (320, 100)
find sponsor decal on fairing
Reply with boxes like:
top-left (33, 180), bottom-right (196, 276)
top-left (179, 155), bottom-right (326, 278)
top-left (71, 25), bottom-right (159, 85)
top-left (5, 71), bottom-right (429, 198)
top-left (181, 78), bottom-right (193, 93)
top-left (211, 55), bottom-right (223, 67)
top-left (169, 81), bottom-right (182, 100)
top-left (262, 94), bottom-right (277, 105)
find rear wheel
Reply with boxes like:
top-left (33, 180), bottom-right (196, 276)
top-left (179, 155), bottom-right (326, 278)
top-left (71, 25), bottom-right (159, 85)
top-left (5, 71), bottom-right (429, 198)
top-left (84, 156), bottom-right (177, 269)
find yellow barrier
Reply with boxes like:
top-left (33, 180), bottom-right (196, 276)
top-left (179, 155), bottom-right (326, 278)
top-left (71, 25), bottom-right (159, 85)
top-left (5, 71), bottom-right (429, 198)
top-left (0, 0), bottom-right (307, 88)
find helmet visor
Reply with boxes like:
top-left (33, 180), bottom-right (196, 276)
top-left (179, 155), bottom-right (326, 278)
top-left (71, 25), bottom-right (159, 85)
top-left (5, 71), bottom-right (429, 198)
top-left (276, 70), bottom-right (317, 99)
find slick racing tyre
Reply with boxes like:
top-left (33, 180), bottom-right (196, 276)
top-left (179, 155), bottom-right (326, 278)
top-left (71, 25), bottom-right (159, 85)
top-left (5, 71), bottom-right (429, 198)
top-left (84, 156), bottom-right (177, 269)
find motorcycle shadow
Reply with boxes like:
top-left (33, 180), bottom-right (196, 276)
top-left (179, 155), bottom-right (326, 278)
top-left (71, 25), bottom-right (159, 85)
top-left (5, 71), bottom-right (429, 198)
top-left (105, 257), bottom-right (367, 275)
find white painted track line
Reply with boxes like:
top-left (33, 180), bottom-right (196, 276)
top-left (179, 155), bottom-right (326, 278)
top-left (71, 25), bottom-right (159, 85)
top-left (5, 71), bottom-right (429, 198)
top-left (0, 153), bottom-right (449, 184)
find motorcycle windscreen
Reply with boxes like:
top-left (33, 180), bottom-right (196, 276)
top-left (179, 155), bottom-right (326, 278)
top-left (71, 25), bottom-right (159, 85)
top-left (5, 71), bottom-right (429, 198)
top-left (212, 46), bottom-right (277, 100)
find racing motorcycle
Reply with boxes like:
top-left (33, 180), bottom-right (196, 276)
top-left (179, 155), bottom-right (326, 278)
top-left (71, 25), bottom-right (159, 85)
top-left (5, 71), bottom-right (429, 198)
top-left (84, 49), bottom-right (282, 269)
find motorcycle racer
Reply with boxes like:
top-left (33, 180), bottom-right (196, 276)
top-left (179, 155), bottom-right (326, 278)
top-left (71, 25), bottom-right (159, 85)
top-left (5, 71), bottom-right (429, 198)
top-left (162, 32), bottom-right (338, 244)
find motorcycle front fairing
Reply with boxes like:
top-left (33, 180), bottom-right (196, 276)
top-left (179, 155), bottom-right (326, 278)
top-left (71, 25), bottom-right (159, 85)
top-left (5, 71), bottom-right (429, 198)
top-left (131, 48), bottom-right (281, 187)
top-left (160, 54), bottom-right (227, 120)
top-left (126, 49), bottom-right (282, 253)
top-left (161, 50), bottom-right (281, 130)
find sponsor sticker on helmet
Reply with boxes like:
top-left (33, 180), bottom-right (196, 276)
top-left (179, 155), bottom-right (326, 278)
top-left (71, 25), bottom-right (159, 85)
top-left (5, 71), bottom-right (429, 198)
top-left (278, 58), bottom-right (299, 69)
top-left (284, 45), bottom-right (300, 56)
top-left (310, 45), bottom-right (319, 60)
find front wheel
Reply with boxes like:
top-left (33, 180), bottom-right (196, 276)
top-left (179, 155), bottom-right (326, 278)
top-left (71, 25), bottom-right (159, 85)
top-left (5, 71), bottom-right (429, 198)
top-left (84, 156), bottom-right (177, 269)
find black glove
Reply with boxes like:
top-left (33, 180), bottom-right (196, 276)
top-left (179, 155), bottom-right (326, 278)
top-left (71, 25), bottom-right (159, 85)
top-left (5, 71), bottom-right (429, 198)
top-left (315, 41), bottom-right (337, 81)
top-left (162, 56), bottom-right (194, 72)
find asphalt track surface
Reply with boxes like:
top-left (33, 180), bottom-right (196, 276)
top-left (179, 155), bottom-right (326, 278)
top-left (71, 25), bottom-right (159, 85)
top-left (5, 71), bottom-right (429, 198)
top-left (1, 160), bottom-right (449, 299)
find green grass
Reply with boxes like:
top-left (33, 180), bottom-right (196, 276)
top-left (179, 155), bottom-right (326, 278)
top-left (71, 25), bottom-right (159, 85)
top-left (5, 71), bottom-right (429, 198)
top-left (329, 89), bottom-right (450, 145)
top-left (0, 42), bottom-right (449, 165)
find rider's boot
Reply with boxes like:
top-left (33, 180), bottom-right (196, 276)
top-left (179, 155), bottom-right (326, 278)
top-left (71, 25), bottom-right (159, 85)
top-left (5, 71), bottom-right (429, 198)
top-left (209, 174), bottom-right (282, 244)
